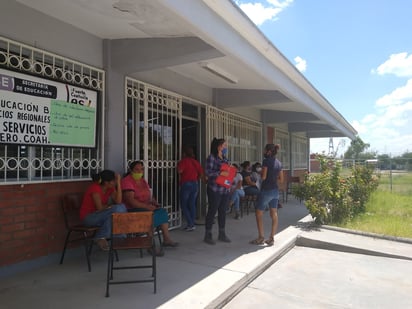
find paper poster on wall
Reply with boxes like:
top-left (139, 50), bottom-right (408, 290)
top-left (0, 68), bottom-right (98, 147)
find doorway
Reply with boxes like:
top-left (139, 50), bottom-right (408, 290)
top-left (181, 103), bottom-right (207, 224)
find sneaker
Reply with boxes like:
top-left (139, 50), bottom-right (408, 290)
top-left (186, 226), bottom-right (196, 232)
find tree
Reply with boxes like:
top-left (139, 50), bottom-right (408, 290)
top-left (343, 136), bottom-right (370, 160)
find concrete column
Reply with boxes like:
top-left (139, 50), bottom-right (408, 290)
top-left (103, 40), bottom-right (126, 174)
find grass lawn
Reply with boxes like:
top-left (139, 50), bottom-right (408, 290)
top-left (336, 171), bottom-right (412, 239)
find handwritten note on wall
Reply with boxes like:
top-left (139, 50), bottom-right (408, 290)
top-left (49, 100), bottom-right (96, 147)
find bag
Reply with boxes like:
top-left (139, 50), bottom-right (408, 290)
top-left (216, 164), bottom-right (237, 188)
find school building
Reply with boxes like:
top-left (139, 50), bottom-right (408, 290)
top-left (0, 0), bottom-right (356, 270)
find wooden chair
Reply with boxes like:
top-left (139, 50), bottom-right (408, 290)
top-left (241, 194), bottom-right (258, 216)
top-left (106, 212), bottom-right (157, 297)
top-left (59, 193), bottom-right (99, 272)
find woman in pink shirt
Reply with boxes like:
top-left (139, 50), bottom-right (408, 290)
top-left (121, 161), bottom-right (178, 250)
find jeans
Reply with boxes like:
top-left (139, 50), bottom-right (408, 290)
top-left (230, 188), bottom-right (245, 211)
top-left (205, 187), bottom-right (230, 231)
top-left (244, 186), bottom-right (259, 196)
top-left (83, 204), bottom-right (127, 239)
top-left (256, 189), bottom-right (279, 211)
top-left (180, 181), bottom-right (198, 228)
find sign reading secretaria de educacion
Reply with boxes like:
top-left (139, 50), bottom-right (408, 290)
top-left (0, 68), bottom-right (97, 147)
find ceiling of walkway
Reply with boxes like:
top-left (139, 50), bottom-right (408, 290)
top-left (15, 0), bottom-right (356, 139)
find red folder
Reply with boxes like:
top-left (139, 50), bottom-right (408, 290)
top-left (216, 164), bottom-right (237, 188)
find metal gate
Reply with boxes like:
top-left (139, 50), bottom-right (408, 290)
top-left (124, 81), bottom-right (263, 229)
top-left (125, 78), bottom-right (182, 228)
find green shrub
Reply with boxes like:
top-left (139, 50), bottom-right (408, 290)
top-left (293, 155), bottom-right (380, 224)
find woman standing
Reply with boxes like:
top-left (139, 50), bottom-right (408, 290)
top-left (177, 145), bottom-right (205, 231)
top-left (204, 138), bottom-right (232, 245)
top-left (80, 170), bottom-right (127, 251)
top-left (250, 144), bottom-right (283, 246)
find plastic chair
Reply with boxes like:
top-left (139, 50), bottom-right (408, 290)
top-left (106, 212), bottom-right (157, 297)
top-left (59, 193), bottom-right (99, 272)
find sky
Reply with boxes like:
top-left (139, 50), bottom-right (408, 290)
top-left (235, 0), bottom-right (412, 157)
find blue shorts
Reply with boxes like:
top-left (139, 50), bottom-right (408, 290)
top-left (255, 189), bottom-right (279, 211)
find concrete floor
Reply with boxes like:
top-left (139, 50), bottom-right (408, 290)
top-left (1, 198), bottom-right (411, 309)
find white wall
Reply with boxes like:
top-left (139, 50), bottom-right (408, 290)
top-left (1, 1), bottom-right (103, 68)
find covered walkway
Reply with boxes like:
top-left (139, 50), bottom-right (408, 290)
top-left (2, 198), bottom-right (411, 308)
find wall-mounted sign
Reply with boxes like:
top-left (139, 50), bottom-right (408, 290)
top-left (0, 68), bottom-right (98, 147)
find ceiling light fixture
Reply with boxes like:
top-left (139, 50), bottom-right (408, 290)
top-left (199, 62), bottom-right (238, 84)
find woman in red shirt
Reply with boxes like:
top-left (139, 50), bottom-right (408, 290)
top-left (80, 170), bottom-right (127, 251)
top-left (177, 145), bottom-right (205, 231)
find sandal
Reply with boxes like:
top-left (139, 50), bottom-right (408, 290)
top-left (265, 237), bottom-right (274, 246)
top-left (249, 237), bottom-right (265, 245)
top-left (95, 238), bottom-right (109, 251)
top-left (163, 241), bottom-right (179, 247)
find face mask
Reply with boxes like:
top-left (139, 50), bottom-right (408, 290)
top-left (221, 147), bottom-right (228, 156)
top-left (131, 172), bottom-right (143, 181)
top-left (256, 167), bottom-right (262, 173)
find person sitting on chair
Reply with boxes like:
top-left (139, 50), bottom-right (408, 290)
top-left (121, 160), bottom-right (178, 249)
top-left (80, 170), bottom-right (127, 251)
top-left (240, 161), bottom-right (260, 196)
top-left (229, 163), bottom-right (245, 220)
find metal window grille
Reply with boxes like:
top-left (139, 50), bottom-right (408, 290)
top-left (274, 128), bottom-right (290, 169)
top-left (0, 36), bottom-right (104, 184)
top-left (125, 77), bottom-right (181, 228)
top-left (292, 134), bottom-right (308, 169)
top-left (206, 106), bottom-right (262, 164)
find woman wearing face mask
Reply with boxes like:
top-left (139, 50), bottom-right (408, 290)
top-left (240, 161), bottom-right (260, 197)
top-left (121, 160), bottom-right (178, 250)
top-left (204, 138), bottom-right (232, 245)
top-left (251, 162), bottom-right (263, 190)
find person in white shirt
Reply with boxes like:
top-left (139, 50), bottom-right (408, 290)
top-left (229, 164), bottom-right (245, 220)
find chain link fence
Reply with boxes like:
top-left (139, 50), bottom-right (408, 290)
top-left (340, 158), bottom-right (412, 194)
top-left (310, 157), bottom-right (412, 195)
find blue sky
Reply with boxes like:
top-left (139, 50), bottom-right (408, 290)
top-left (235, 0), bottom-right (412, 157)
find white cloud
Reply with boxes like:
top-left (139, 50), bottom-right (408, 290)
top-left (349, 78), bottom-right (412, 156)
top-left (375, 78), bottom-right (412, 107)
top-left (373, 52), bottom-right (412, 77)
top-left (236, 0), bottom-right (293, 26)
top-left (294, 56), bottom-right (307, 72)
top-left (348, 58), bottom-right (412, 155)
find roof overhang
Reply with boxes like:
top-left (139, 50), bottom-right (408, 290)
top-left (14, 0), bottom-right (357, 139)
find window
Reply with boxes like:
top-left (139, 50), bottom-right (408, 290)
top-left (274, 128), bottom-right (290, 169)
top-left (292, 134), bottom-right (308, 169)
top-left (0, 37), bottom-right (104, 184)
top-left (207, 106), bottom-right (262, 165)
